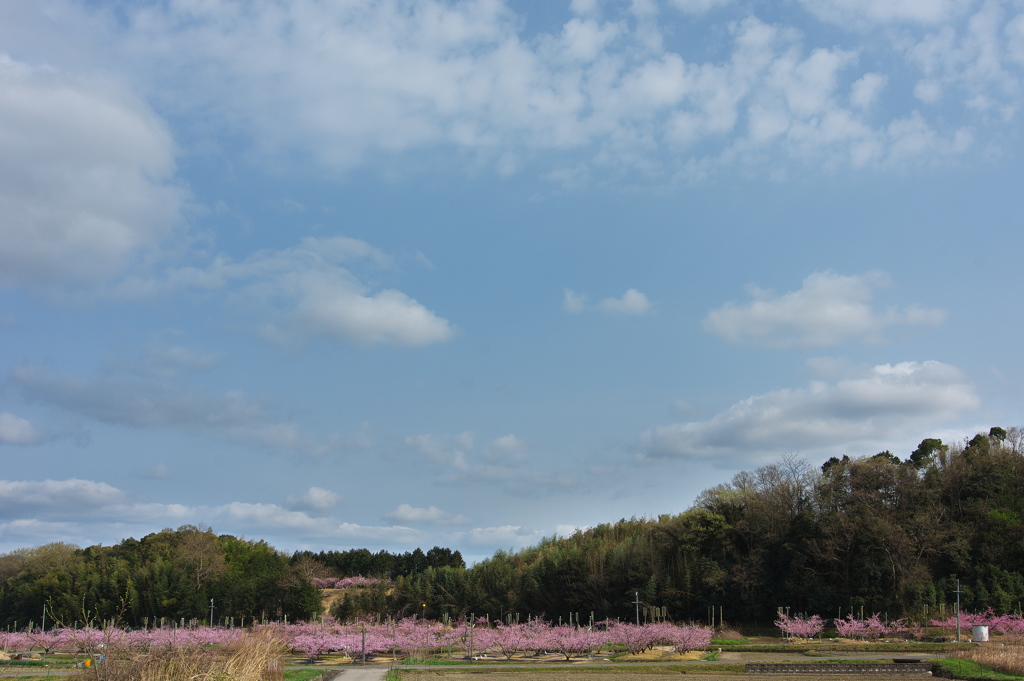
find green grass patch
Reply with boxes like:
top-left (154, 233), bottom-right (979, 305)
top-left (387, 671), bottom-right (402, 681)
top-left (933, 657), bottom-right (1024, 680)
top-left (711, 637), bottom-right (747, 645)
top-left (712, 642), bottom-right (962, 653)
top-left (285, 670), bottom-right (332, 681)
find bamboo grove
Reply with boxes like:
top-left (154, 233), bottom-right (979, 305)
top-left (2, 427), bottom-right (1023, 628)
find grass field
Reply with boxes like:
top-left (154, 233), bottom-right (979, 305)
top-left (285, 669), bottom-right (333, 681)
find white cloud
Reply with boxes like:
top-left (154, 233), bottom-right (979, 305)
top-left (905, 3), bottom-right (1022, 122)
top-left (386, 504), bottom-right (472, 526)
top-left (797, 0), bottom-right (963, 27)
top-left (285, 274), bottom-right (455, 348)
top-left (850, 73), bottom-right (887, 109)
top-left (0, 479), bottom-right (125, 517)
top-left (111, 236), bottom-right (454, 349)
top-left (703, 271), bottom-right (947, 348)
top-left (37, 0), bottom-right (994, 182)
top-left (563, 289), bottom-right (588, 314)
top-left (914, 79), bottom-right (943, 103)
top-left (0, 55), bottom-right (184, 288)
top-left (287, 487), bottom-right (341, 513)
top-left (641, 360), bottom-right (978, 462)
top-left (555, 523), bottom-right (591, 536)
top-left (482, 434), bottom-right (525, 463)
top-left (668, 0), bottom-right (732, 15)
top-left (564, 288), bottom-right (652, 315)
top-left (559, 18), bottom-right (623, 62)
top-left (599, 289), bottom-right (653, 315)
top-left (0, 477), bottom-right (423, 550)
top-left (570, 0), bottom-right (600, 17)
top-left (0, 412), bottom-right (40, 445)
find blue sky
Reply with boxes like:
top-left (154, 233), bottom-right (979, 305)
top-left (1, 0), bottom-right (1022, 563)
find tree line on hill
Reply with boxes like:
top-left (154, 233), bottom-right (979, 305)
top-left (0, 527), bottom-right (462, 629)
top-left (386, 426), bottom-right (1024, 626)
top-left (2, 426), bottom-right (1023, 629)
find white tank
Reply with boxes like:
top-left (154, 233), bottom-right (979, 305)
top-left (972, 625), bottom-right (989, 642)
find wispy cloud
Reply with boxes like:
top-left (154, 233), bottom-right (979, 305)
top-left (11, 364), bottom-right (347, 458)
top-left (406, 432), bottom-right (576, 492)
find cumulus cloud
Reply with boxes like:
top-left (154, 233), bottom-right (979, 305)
top-left (564, 288), bottom-right (652, 315)
top-left (0, 412), bottom-right (40, 445)
top-left (641, 360), bottom-right (978, 462)
top-left (287, 487), bottom-right (341, 513)
top-left (0, 55), bottom-right (184, 288)
top-left (111, 236), bottom-right (454, 349)
top-left (386, 504), bottom-right (471, 526)
top-left (905, 3), bottom-right (1022, 121)
top-left (703, 271), bottom-right (947, 348)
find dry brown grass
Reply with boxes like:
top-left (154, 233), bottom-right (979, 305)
top-left (956, 643), bottom-right (1024, 676)
top-left (71, 630), bottom-right (285, 681)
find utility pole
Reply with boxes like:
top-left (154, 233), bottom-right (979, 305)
top-left (955, 580), bottom-right (963, 643)
top-left (41, 604), bottom-right (46, 634)
top-left (633, 592), bottom-right (641, 626)
top-left (210, 599), bottom-right (214, 627)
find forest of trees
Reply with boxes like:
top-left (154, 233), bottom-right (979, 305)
top-left (0, 526), bottom-right (323, 629)
top-left (388, 427), bottom-right (1024, 625)
top-left (3, 427), bottom-right (1024, 629)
